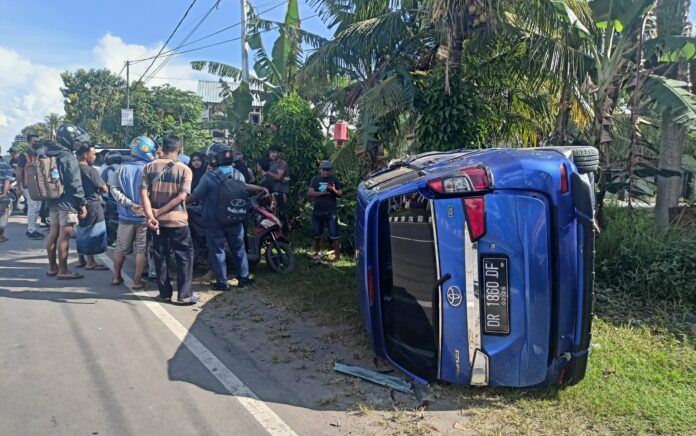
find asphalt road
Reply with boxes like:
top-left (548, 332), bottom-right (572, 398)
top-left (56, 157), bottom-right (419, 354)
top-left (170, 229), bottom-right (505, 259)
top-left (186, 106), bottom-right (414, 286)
top-left (0, 215), bottom-right (333, 436)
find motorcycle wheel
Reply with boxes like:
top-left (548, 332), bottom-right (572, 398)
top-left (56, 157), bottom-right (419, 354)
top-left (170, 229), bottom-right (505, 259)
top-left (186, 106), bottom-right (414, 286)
top-left (265, 240), bottom-right (295, 274)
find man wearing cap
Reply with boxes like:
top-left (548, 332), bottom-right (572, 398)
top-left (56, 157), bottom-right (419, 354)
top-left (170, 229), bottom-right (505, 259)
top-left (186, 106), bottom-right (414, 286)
top-left (307, 160), bottom-right (343, 261)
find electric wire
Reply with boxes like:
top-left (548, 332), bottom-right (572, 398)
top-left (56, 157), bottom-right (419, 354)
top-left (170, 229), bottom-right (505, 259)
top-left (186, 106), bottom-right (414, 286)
top-left (137, 0), bottom-right (200, 83)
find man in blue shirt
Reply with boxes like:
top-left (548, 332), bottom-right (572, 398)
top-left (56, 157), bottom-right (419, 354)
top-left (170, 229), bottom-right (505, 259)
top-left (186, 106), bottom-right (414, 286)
top-left (109, 136), bottom-right (157, 290)
top-left (188, 143), bottom-right (267, 290)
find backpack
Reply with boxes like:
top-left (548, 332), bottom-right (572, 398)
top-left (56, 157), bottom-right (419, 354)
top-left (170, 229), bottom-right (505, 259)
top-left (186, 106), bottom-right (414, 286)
top-left (25, 154), bottom-right (64, 201)
top-left (214, 170), bottom-right (249, 226)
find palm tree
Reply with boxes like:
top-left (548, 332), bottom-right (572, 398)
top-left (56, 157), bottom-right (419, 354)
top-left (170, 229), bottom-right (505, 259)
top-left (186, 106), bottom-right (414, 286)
top-left (44, 113), bottom-right (63, 140)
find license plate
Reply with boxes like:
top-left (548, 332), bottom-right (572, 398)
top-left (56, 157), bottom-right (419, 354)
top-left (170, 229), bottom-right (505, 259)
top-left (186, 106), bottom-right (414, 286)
top-left (481, 257), bottom-right (510, 335)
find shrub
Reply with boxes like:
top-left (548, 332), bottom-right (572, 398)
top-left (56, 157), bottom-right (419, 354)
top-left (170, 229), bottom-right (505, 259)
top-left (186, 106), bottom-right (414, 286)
top-left (595, 205), bottom-right (696, 306)
top-left (266, 94), bottom-right (327, 223)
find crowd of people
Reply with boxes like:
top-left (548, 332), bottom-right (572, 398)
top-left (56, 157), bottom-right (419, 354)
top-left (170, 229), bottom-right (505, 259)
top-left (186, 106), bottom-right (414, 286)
top-left (0, 124), bottom-right (344, 305)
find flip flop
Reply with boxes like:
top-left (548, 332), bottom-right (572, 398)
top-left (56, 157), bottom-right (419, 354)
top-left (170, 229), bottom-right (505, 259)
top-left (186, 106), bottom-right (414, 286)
top-left (57, 273), bottom-right (84, 280)
top-left (131, 283), bottom-right (145, 290)
top-left (85, 265), bottom-right (109, 271)
top-left (46, 271), bottom-right (58, 277)
top-left (111, 278), bottom-right (123, 286)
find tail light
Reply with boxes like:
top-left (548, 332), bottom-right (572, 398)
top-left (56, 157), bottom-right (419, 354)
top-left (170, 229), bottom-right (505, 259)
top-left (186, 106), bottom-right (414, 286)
top-left (367, 267), bottom-right (375, 306)
top-left (464, 197), bottom-right (486, 241)
top-left (427, 165), bottom-right (492, 195)
top-left (560, 163), bottom-right (569, 194)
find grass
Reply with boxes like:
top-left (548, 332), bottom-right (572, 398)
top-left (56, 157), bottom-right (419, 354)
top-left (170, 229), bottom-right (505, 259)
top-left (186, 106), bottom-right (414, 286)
top-left (248, 235), bottom-right (696, 434)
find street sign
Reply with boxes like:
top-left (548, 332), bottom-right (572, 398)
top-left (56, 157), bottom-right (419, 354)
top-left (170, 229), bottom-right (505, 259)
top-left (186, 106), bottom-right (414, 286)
top-left (121, 108), bottom-right (134, 127)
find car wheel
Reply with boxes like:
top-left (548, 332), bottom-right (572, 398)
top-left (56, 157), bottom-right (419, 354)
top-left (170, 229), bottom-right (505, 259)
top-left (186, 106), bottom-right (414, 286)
top-left (568, 146), bottom-right (599, 173)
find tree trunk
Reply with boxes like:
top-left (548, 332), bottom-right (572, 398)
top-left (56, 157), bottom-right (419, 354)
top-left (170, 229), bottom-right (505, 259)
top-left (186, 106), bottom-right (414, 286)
top-left (655, 0), bottom-right (691, 231)
top-left (656, 111), bottom-right (686, 230)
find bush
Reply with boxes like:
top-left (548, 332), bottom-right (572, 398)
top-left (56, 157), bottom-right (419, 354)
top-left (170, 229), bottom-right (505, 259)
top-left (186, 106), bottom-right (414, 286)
top-left (266, 94), bottom-right (327, 222)
top-left (596, 205), bottom-right (696, 306)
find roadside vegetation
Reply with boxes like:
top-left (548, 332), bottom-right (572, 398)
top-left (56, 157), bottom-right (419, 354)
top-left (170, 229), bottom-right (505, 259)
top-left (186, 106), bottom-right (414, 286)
top-left (246, 205), bottom-right (696, 435)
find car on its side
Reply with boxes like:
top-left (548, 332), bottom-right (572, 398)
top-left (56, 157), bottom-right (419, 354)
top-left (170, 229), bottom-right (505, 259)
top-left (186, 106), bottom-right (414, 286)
top-left (355, 146), bottom-right (598, 388)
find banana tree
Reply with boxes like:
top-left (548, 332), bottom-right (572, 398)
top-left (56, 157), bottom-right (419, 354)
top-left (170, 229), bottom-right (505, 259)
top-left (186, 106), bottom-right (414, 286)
top-left (192, 0), bottom-right (325, 123)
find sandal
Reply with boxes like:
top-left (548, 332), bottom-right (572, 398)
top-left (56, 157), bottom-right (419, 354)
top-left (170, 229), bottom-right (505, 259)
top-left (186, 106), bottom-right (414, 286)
top-left (46, 271), bottom-right (58, 277)
top-left (131, 282), bottom-right (145, 290)
top-left (57, 272), bottom-right (84, 280)
top-left (85, 264), bottom-right (109, 271)
top-left (111, 278), bottom-right (123, 286)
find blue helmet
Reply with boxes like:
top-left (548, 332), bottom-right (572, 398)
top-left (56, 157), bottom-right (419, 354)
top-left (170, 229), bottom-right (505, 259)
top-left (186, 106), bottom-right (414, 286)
top-left (130, 136), bottom-right (156, 162)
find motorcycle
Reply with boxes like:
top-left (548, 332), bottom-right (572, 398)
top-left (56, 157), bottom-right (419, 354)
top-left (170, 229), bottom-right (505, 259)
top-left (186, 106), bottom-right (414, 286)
top-left (247, 193), bottom-right (294, 274)
top-left (187, 193), bottom-right (295, 274)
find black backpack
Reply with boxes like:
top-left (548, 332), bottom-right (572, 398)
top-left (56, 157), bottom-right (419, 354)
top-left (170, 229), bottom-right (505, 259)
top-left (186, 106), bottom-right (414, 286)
top-left (214, 170), bottom-right (250, 226)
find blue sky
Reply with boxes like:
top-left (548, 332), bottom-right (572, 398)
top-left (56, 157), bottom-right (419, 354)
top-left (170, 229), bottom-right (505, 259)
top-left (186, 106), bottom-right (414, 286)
top-left (0, 0), bottom-right (332, 146)
top-left (1, 0), bottom-right (696, 147)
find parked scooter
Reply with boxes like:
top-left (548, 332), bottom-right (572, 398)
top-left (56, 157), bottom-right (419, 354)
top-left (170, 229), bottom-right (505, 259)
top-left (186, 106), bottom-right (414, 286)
top-left (187, 193), bottom-right (295, 274)
top-left (247, 193), bottom-right (295, 274)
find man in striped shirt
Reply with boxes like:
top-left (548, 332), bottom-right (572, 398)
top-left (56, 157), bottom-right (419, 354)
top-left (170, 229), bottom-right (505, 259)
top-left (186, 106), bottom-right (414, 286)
top-left (141, 134), bottom-right (197, 305)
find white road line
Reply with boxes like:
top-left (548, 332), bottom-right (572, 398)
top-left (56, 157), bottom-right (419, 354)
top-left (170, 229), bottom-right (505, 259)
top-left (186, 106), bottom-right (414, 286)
top-left (97, 254), bottom-right (297, 436)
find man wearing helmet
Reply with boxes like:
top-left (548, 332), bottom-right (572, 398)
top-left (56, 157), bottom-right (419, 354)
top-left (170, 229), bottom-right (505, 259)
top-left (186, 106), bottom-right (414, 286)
top-left (101, 151), bottom-right (124, 185)
top-left (109, 136), bottom-right (156, 289)
top-left (45, 125), bottom-right (88, 280)
top-left (187, 143), bottom-right (267, 290)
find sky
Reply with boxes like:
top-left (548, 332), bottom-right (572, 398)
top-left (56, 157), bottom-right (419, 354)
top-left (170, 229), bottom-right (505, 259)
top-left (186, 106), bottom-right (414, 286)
top-left (0, 0), bottom-right (333, 147)
top-left (1, 1), bottom-right (696, 148)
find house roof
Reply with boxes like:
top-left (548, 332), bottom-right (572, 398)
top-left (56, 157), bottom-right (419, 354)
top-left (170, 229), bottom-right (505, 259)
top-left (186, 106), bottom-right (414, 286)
top-left (196, 80), bottom-right (264, 107)
top-left (197, 80), bottom-right (225, 104)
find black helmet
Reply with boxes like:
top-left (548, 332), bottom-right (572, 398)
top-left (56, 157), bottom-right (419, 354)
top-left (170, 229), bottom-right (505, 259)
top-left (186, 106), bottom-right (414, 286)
top-left (105, 151), bottom-right (123, 166)
top-left (56, 124), bottom-right (90, 150)
top-left (206, 143), bottom-right (234, 168)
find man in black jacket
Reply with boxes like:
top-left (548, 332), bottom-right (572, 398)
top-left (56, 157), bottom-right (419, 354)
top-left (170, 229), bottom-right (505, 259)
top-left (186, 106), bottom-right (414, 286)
top-left (45, 125), bottom-right (88, 280)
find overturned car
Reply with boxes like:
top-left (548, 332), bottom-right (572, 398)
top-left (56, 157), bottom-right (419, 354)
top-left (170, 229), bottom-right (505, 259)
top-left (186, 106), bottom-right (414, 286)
top-left (355, 147), bottom-right (598, 388)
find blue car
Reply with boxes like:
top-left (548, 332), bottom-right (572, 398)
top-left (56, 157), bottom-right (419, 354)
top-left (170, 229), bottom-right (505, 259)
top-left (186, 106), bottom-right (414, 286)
top-left (355, 147), bottom-right (598, 388)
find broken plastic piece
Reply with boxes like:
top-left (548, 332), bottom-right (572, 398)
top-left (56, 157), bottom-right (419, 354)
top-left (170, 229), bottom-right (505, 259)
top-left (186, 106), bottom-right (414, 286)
top-left (333, 362), bottom-right (414, 394)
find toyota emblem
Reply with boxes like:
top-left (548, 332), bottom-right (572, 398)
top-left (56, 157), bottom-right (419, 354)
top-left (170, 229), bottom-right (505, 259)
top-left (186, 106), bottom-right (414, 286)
top-left (446, 285), bottom-right (463, 307)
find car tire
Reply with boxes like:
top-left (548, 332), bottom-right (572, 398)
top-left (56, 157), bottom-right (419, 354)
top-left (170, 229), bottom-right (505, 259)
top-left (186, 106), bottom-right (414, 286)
top-left (568, 146), bottom-right (599, 173)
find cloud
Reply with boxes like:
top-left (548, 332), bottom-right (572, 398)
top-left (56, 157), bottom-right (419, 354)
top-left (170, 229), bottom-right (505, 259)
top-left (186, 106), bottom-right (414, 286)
top-left (0, 47), bottom-right (64, 148)
top-left (92, 33), bottom-right (205, 92)
top-left (0, 33), bottom-right (213, 148)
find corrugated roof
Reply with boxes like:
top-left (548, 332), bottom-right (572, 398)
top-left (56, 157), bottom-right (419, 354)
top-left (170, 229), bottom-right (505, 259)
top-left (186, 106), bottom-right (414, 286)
top-left (196, 80), bottom-right (264, 107)
top-left (197, 80), bottom-right (225, 104)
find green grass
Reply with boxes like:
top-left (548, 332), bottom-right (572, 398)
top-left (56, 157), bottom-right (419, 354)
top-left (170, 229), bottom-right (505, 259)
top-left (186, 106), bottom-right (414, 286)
top-left (249, 237), bottom-right (696, 434)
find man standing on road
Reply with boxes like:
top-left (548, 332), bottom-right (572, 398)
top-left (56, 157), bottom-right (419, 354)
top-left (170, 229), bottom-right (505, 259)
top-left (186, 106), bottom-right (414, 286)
top-left (141, 134), bottom-right (197, 304)
top-left (16, 134), bottom-right (46, 239)
top-left (46, 125), bottom-right (88, 280)
top-left (109, 136), bottom-right (156, 290)
top-left (75, 144), bottom-right (109, 270)
top-left (308, 160), bottom-right (343, 261)
top-left (0, 162), bottom-right (13, 243)
top-left (188, 143), bottom-right (267, 290)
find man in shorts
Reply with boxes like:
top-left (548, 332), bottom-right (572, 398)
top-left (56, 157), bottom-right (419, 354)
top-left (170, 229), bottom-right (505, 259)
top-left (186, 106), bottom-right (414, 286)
top-left (308, 160), bottom-right (343, 261)
top-left (109, 136), bottom-right (157, 290)
top-left (46, 126), bottom-right (88, 280)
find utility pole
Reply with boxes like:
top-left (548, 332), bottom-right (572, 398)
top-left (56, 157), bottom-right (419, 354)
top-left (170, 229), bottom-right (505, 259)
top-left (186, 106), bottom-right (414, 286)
top-left (240, 0), bottom-right (249, 83)
top-left (125, 60), bottom-right (131, 144)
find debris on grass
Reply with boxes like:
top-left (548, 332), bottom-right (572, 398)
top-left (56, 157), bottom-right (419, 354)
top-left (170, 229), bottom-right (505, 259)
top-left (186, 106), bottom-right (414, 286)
top-left (334, 362), bottom-right (414, 394)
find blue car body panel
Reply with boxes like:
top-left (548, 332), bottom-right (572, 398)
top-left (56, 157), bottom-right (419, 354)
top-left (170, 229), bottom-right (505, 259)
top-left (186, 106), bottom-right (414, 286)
top-left (355, 148), bottom-right (595, 388)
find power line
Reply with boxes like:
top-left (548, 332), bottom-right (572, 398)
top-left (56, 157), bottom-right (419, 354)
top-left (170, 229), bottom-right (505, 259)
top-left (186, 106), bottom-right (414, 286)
top-left (137, 0), bottom-right (200, 83)
top-left (129, 0), bottom-right (286, 65)
top-left (144, 0), bottom-right (221, 83)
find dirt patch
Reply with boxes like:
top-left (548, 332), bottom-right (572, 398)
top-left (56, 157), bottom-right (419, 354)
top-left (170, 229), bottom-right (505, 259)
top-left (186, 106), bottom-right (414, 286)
top-left (193, 284), bottom-right (469, 434)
